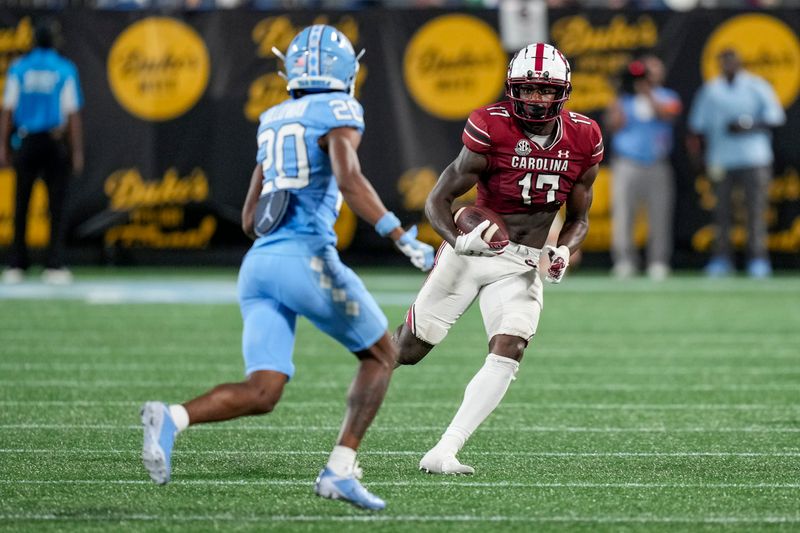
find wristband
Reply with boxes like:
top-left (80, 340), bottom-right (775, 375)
top-left (375, 211), bottom-right (401, 237)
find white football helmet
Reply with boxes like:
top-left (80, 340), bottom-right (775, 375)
top-left (506, 43), bottom-right (572, 123)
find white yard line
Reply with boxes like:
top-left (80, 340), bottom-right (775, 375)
top-left (2, 361), bottom-right (799, 376)
top-left (0, 513), bottom-right (798, 524)
top-left (2, 480), bottom-right (800, 489)
top-left (2, 276), bottom-right (800, 306)
top-left (1, 400), bottom-right (797, 410)
top-left (1, 379), bottom-right (798, 392)
top-left (1, 449), bottom-right (798, 457)
top-left (2, 423), bottom-right (799, 433)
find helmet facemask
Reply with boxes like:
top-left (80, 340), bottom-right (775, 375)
top-left (506, 78), bottom-right (571, 123)
top-left (506, 43), bottom-right (572, 123)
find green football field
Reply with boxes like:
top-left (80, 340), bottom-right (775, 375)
top-left (1, 269), bottom-right (799, 532)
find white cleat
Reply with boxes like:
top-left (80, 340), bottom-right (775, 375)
top-left (419, 449), bottom-right (475, 475)
top-left (2, 268), bottom-right (24, 284)
top-left (314, 467), bottom-right (386, 511)
top-left (42, 268), bottom-right (73, 285)
top-left (140, 402), bottom-right (177, 485)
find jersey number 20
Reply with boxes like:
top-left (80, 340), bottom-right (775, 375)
top-left (258, 123), bottom-right (309, 194)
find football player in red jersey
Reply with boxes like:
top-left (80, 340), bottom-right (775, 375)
top-left (393, 43), bottom-right (603, 474)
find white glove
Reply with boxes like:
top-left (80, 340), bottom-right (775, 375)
top-left (544, 245), bottom-right (570, 283)
top-left (454, 220), bottom-right (505, 257)
top-left (396, 226), bottom-right (435, 271)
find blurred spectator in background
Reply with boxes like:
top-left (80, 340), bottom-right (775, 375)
top-left (0, 18), bottom-right (83, 285)
top-left (605, 56), bottom-right (681, 280)
top-left (687, 48), bottom-right (785, 278)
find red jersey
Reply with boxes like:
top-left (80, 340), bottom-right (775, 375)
top-left (462, 101), bottom-right (604, 214)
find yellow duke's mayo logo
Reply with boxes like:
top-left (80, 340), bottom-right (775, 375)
top-left (701, 14), bottom-right (800, 108)
top-left (397, 166), bottom-right (476, 246)
top-left (0, 168), bottom-right (50, 248)
top-left (692, 167), bottom-right (800, 253)
top-left (404, 15), bottom-right (506, 120)
top-left (108, 17), bottom-right (210, 121)
top-left (0, 17), bottom-right (33, 94)
top-left (103, 168), bottom-right (216, 248)
top-left (550, 15), bottom-right (658, 114)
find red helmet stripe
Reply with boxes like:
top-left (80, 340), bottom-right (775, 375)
top-left (534, 43), bottom-right (545, 72)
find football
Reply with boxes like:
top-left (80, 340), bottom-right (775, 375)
top-left (453, 205), bottom-right (510, 246)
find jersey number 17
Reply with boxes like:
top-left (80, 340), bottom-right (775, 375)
top-left (518, 173), bottom-right (560, 204)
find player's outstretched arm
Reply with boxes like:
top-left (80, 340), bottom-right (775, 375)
top-left (425, 146), bottom-right (488, 248)
top-left (241, 163), bottom-right (263, 240)
top-left (327, 127), bottom-right (433, 271)
top-left (327, 127), bottom-right (391, 229)
top-left (545, 163), bottom-right (599, 283)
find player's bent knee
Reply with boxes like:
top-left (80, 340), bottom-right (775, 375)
top-left (249, 387), bottom-right (282, 414)
top-left (488, 334), bottom-right (528, 362)
top-left (394, 325), bottom-right (434, 366)
top-left (356, 333), bottom-right (396, 370)
top-left (246, 371), bottom-right (287, 414)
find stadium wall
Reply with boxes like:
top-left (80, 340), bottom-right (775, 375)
top-left (0, 9), bottom-right (798, 268)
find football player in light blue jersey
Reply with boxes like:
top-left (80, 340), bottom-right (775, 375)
top-left (140, 25), bottom-right (434, 511)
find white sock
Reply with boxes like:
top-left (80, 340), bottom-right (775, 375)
top-left (326, 445), bottom-right (357, 477)
top-left (436, 354), bottom-right (519, 454)
top-left (169, 404), bottom-right (190, 433)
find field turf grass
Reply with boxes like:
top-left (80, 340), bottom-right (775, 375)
top-left (1, 269), bottom-right (799, 531)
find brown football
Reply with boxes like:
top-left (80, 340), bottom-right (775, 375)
top-left (453, 205), bottom-right (510, 246)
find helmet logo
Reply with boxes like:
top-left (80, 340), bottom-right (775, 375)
top-left (290, 55), bottom-right (306, 77)
top-left (515, 139), bottom-right (532, 156)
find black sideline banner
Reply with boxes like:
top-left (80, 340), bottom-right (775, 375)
top-left (0, 9), bottom-right (798, 267)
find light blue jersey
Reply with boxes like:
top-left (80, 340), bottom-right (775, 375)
top-left (612, 87), bottom-right (680, 165)
top-left (689, 72), bottom-right (785, 170)
top-left (239, 92), bottom-right (386, 379)
top-left (2, 48), bottom-right (83, 135)
top-left (252, 92), bottom-right (365, 251)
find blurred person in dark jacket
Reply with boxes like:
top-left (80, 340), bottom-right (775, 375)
top-left (0, 18), bottom-right (83, 284)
